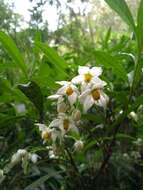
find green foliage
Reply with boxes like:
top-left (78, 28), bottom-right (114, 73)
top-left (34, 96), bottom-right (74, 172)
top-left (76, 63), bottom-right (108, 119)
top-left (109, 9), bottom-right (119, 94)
top-left (104, 0), bottom-right (136, 31)
top-left (0, 31), bottom-right (28, 79)
top-left (0, 0), bottom-right (143, 189)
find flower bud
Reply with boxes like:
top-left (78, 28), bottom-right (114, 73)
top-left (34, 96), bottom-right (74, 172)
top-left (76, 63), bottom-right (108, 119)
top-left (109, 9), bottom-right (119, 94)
top-left (30, 153), bottom-right (39, 163)
top-left (57, 102), bottom-right (67, 113)
top-left (74, 140), bottom-right (84, 152)
top-left (128, 111), bottom-right (138, 122)
top-left (72, 109), bottom-right (81, 121)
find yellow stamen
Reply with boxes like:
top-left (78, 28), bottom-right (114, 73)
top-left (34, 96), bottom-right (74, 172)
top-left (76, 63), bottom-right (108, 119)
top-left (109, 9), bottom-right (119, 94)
top-left (66, 86), bottom-right (73, 96)
top-left (84, 73), bottom-right (93, 83)
top-left (42, 131), bottom-right (51, 141)
top-left (63, 119), bottom-right (69, 131)
top-left (91, 89), bottom-right (100, 100)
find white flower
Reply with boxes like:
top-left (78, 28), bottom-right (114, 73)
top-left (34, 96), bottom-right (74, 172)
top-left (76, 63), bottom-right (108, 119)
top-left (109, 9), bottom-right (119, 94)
top-left (79, 84), bottom-right (109, 112)
top-left (48, 81), bottom-right (79, 106)
top-left (29, 153), bottom-right (39, 163)
top-left (11, 153), bottom-right (22, 164)
top-left (36, 123), bottom-right (52, 141)
top-left (17, 149), bottom-right (27, 157)
top-left (74, 140), bottom-right (84, 152)
top-left (72, 66), bottom-right (103, 86)
top-left (49, 113), bottom-right (78, 135)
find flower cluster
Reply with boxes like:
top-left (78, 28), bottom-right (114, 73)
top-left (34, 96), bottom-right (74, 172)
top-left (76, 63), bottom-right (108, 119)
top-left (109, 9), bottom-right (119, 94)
top-left (37, 66), bottom-right (109, 153)
top-left (11, 149), bottom-right (39, 166)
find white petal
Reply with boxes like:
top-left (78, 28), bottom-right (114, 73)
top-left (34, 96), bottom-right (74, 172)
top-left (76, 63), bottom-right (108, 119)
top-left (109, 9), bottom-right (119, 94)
top-left (83, 95), bottom-right (94, 112)
top-left (49, 119), bottom-right (60, 127)
top-left (51, 129), bottom-right (61, 142)
top-left (69, 123), bottom-right (79, 134)
top-left (57, 86), bottom-right (67, 95)
top-left (92, 78), bottom-right (107, 88)
top-left (68, 92), bottom-right (77, 105)
top-left (72, 75), bottom-right (83, 84)
top-left (36, 123), bottom-right (47, 131)
top-left (56, 81), bottom-right (69, 85)
top-left (59, 124), bottom-right (66, 136)
top-left (95, 92), bottom-right (109, 108)
top-left (71, 84), bottom-right (79, 93)
top-left (79, 89), bottom-right (91, 104)
top-left (81, 82), bottom-right (92, 92)
top-left (78, 66), bottom-right (89, 74)
top-left (48, 94), bottom-right (62, 100)
top-left (90, 67), bottom-right (102, 76)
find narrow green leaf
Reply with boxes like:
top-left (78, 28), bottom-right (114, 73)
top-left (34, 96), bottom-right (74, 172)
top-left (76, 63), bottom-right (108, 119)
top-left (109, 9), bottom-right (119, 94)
top-left (24, 172), bottom-right (61, 190)
top-left (136, 0), bottom-right (143, 51)
top-left (104, 0), bottom-right (135, 31)
top-left (103, 27), bottom-right (111, 49)
top-left (35, 42), bottom-right (67, 70)
top-left (94, 51), bottom-right (127, 80)
top-left (18, 81), bottom-right (44, 122)
top-left (0, 31), bottom-right (28, 78)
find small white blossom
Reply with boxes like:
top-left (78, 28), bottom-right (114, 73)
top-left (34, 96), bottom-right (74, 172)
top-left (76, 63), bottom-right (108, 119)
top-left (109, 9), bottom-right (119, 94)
top-left (17, 149), bottom-right (27, 157)
top-left (29, 153), bottom-right (39, 164)
top-left (72, 66), bottom-right (104, 91)
top-left (79, 84), bottom-right (109, 112)
top-left (49, 113), bottom-right (78, 135)
top-left (11, 149), bottom-right (28, 165)
top-left (48, 81), bottom-right (79, 106)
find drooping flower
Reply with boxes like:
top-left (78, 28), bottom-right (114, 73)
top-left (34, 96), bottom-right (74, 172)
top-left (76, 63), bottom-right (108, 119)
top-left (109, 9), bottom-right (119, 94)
top-left (11, 149), bottom-right (28, 165)
top-left (49, 113), bottom-right (78, 135)
top-left (36, 123), bottom-right (52, 142)
top-left (72, 66), bottom-right (103, 88)
top-left (79, 83), bottom-right (109, 112)
top-left (48, 81), bottom-right (79, 106)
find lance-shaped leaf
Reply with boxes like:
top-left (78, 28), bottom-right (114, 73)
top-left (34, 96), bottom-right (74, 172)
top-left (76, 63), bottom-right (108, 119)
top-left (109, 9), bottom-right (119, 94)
top-left (18, 81), bottom-right (44, 122)
top-left (0, 31), bottom-right (28, 78)
top-left (104, 0), bottom-right (136, 31)
top-left (136, 0), bottom-right (143, 51)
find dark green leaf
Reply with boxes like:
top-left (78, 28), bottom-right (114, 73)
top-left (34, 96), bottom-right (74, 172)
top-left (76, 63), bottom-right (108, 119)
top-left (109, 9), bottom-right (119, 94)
top-left (18, 81), bottom-right (44, 122)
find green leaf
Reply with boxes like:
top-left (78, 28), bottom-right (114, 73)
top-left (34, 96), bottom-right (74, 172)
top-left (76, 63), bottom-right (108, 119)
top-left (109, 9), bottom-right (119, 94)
top-left (103, 27), bottom-right (111, 49)
top-left (0, 31), bottom-right (28, 78)
top-left (18, 81), bottom-right (44, 122)
top-left (94, 51), bottom-right (127, 80)
top-left (104, 0), bottom-right (135, 31)
top-left (84, 140), bottom-right (98, 152)
top-left (82, 113), bottom-right (104, 124)
top-left (24, 171), bottom-right (62, 190)
top-left (35, 41), bottom-right (67, 71)
top-left (136, 0), bottom-right (143, 51)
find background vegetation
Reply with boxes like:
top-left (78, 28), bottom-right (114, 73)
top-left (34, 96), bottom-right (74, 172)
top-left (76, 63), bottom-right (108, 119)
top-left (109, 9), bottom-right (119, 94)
top-left (0, 0), bottom-right (143, 189)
